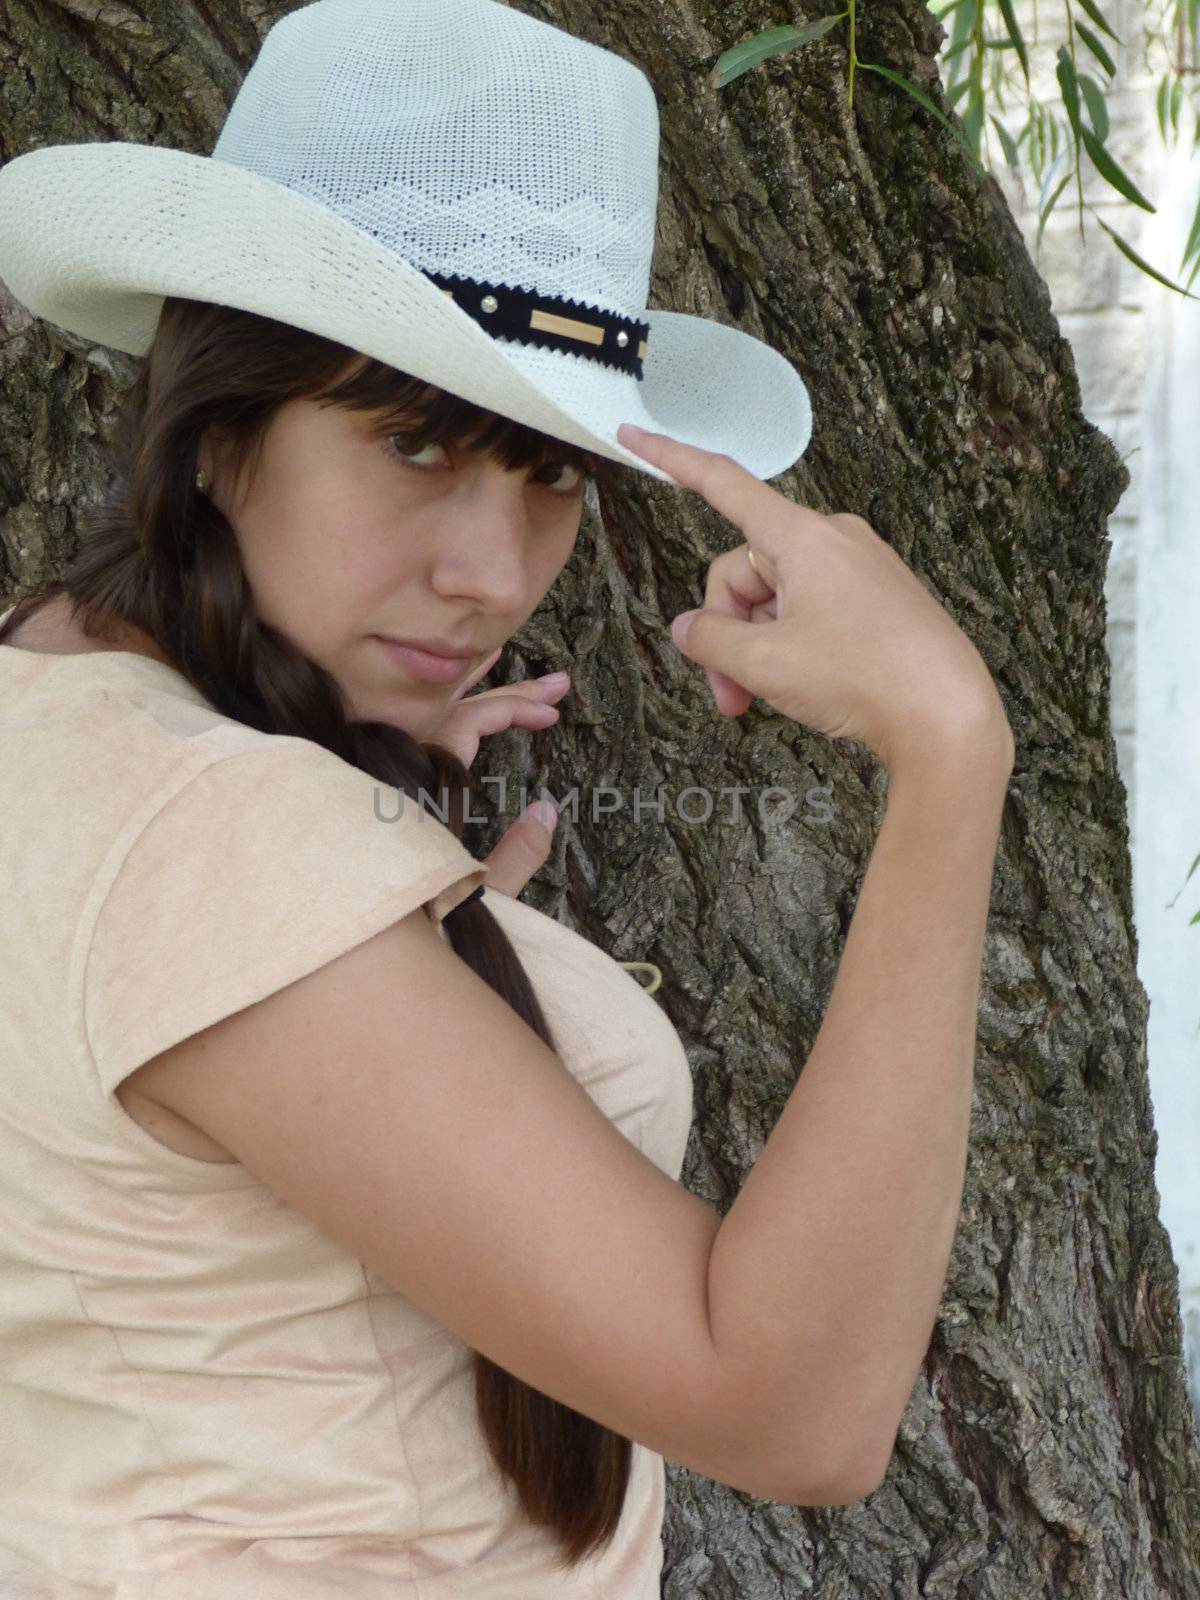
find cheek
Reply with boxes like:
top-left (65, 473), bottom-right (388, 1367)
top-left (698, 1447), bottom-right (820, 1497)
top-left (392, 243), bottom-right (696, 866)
top-left (339, 526), bottom-right (426, 599)
top-left (543, 508), bottom-right (583, 572)
top-left (241, 527), bottom-right (324, 618)
top-left (237, 503), bottom-right (362, 640)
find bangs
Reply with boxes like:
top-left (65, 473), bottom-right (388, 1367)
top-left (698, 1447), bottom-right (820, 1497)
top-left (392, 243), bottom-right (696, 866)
top-left (309, 351), bottom-right (608, 480)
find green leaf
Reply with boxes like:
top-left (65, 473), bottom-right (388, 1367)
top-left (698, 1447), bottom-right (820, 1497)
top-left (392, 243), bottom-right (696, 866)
top-left (1090, 209), bottom-right (1200, 300)
top-left (1036, 144), bottom-right (1073, 243)
top-left (994, 0), bottom-right (1031, 87)
top-left (1167, 848), bottom-right (1200, 907)
top-left (1056, 47), bottom-right (1084, 144)
top-left (1078, 73), bottom-right (1110, 140)
top-left (1156, 74), bottom-right (1171, 144)
top-left (944, 0), bottom-right (977, 87)
top-left (946, 77), bottom-right (973, 107)
top-left (944, 35), bottom-right (974, 62)
top-left (1181, 187), bottom-right (1200, 267)
top-left (1074, 0), bottom-right (1122, 44)
top-left (1081, 126), bottom-right (1156, 211)
top-left (1036, 168), bottom-right (1074, 251)
top-left (991, 113), bottom-right (1022, 167)
top-left (963, 79), bottom-right (985, 154)
top-left (1076, 20), bottom-right (1118, 79)
top-left (1036, 144), bottom-right (1075, 249)
top-left (1032, 100), bottom-right (1048, 171)
top-left (712, 17), bottom-right (846, 88)
top-left (858, 61), bottom-right (987, 172)
top-left (929, 0), bottom-right (970, 17)
top-left (1170, 75), bottom-right (1184, 134)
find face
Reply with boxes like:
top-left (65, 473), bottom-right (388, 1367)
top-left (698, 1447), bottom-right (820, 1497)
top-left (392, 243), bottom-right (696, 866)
top-left (198, 386), bottom-right (588, 739)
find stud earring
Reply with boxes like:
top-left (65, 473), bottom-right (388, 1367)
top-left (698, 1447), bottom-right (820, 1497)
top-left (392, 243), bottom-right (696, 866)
top-left (196, 468), bottom-right (208, 493)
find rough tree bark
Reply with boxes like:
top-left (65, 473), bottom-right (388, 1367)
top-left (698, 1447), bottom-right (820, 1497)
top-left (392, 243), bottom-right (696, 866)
top-left (1, 1), bottom-right (1197, 1596)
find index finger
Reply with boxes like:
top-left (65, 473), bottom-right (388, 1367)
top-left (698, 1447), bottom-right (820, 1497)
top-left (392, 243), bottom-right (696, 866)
top-left (615, 423), bottom-right (813, 570)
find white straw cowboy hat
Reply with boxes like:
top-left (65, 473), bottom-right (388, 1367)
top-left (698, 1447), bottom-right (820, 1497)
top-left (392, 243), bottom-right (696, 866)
top-left (0, 0), bottom-right (812, 488)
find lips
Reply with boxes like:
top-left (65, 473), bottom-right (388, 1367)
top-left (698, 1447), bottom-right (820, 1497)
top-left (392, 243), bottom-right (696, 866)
top-left (377, 635), bottom-right (477, 660)
top-left (373, 635), bottom-right (480, 685)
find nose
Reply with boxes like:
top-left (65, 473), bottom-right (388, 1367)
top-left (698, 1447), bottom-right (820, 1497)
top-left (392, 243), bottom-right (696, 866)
top-left (427, 482), bottom-right (534, 616)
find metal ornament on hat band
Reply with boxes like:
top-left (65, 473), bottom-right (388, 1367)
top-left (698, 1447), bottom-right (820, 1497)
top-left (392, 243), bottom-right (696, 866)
top-left (424, 268), bottom-right (650, 378)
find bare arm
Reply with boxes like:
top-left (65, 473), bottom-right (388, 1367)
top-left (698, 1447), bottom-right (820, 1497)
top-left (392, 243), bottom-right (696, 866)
top-left (707, 719), bottom-right (1014, 1497)
top-left (122, 711), bottom-right (1012, 1508)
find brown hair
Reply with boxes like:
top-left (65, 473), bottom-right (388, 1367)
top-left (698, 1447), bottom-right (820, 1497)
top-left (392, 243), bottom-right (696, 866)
top-left (0, 295), bottom-right (631, 1569)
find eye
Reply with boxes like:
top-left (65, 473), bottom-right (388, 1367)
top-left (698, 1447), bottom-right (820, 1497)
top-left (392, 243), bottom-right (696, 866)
top-left (383, 436), bottom-right (447, 472)
top-left (534, 459), bottom-right (588, 494)
top-left (382, 434), bottom-right (588, 495)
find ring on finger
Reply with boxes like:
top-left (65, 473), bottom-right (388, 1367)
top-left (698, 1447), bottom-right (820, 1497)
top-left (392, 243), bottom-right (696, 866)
top-left (745, 546), bottom-right (764, 581)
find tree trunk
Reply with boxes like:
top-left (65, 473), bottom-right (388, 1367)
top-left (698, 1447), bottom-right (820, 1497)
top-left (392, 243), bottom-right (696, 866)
top-left (2, 2), bottom-right (1197, 1596)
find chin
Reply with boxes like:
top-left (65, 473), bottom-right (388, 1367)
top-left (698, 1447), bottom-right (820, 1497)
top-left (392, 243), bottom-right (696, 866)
top-left (343, 693), bottom-right (426, 738)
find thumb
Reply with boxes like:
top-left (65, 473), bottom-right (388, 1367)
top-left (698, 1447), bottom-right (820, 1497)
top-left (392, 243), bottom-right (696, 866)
top-left (670, 609), bottom-right (701, 650)
top-left (480, 800), bottom-right (558, 899)
top-left (670, 607), bottom-right (753, 673)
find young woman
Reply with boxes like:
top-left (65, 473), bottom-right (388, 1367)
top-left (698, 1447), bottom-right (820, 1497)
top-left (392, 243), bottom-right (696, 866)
top-left (0, 1), bottom-right (1013, 1595)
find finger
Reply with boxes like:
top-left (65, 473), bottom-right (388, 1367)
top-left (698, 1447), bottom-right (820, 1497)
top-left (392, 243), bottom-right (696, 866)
top-left (434, 698), bottom-right (560, 771)
top-left (516, 673), bottom-right (571, 705)
top-left (705, 549), bottom-right (780, 713)
top-left (450, 646), bottom-right (504, 702)
top-left (480, 806), bottom-right (556, 898)
top-left (706, 668), bottom-right (752, 718)
top-left (708, 600), bottom-right (778, 714)
top-left (708, 542), bottom-right (778, 611)
top-left (616, 423), bottom-right (826, 566)
top-left (697, 561), bottom-right (757, 718)
top-left (463, 696), bottom-right (561, 742)
top-left (682, 551), bottom-right (778, 717)
top-left (458, 674), bottom-right (571, 709)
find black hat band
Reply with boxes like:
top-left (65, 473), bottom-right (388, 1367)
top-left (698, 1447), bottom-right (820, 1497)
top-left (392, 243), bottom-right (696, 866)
top-left (425, 269), bottom-right (649, 379)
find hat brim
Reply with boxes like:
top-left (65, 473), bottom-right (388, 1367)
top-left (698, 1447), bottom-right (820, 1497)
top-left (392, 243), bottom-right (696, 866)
top-left (0, 142), bottom-right (812, 485)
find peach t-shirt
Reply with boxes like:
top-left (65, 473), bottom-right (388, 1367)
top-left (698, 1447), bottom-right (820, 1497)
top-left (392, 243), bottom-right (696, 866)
top-left (0, 629), bottom-right (694, 1599)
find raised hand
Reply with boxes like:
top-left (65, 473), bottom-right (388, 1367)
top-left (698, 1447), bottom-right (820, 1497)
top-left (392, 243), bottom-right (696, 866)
top-left (617, 423), bottom-right (1011, 773)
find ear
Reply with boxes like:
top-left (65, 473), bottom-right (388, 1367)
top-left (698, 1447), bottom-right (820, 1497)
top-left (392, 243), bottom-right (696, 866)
top-left (195, 425), bottom-right (242, 511)
top-left (195, 426), bottom-right (217, 486)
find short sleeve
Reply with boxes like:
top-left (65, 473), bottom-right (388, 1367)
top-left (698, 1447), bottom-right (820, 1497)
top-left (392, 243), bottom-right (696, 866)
top-left (79, 741), bottom-right (488, 1097)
